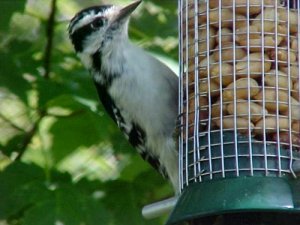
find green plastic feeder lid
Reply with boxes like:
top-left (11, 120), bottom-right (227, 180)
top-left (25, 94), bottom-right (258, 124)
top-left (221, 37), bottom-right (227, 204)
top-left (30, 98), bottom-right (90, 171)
top-left (166, 176), bottom-right (300, 225)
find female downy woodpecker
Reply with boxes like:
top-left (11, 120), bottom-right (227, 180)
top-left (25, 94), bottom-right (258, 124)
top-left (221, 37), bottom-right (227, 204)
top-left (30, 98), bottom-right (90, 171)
top-left (68, 1), bottom-right (179, 192)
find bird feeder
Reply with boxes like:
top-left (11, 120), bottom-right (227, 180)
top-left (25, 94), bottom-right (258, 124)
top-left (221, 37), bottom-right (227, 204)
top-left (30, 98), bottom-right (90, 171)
top-left (167, 0), bottom-right (300, 224)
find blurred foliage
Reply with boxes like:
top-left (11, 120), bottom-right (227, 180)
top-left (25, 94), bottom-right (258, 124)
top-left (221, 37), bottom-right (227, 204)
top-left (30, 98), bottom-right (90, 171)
top-left (0, 0), bottom-right (178, 224)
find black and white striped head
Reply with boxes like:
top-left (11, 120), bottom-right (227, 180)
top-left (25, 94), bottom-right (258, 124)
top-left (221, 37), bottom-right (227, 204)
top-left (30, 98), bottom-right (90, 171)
top-left (68, 1), bottom-right (141, 54)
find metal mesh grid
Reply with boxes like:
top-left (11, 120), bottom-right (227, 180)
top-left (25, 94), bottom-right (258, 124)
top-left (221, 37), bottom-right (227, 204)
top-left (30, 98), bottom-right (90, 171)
top-left (178, 0), bottom-right (300, 190)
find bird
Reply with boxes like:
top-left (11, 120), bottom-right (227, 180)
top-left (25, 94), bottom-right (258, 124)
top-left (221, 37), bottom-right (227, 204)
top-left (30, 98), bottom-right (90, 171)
top-left (68, 0), bottom-right (179, 193)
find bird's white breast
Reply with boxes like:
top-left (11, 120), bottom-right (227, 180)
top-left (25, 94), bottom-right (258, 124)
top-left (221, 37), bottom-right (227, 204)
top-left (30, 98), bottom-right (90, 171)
top-left (106, 42), bottom-right (177, 138)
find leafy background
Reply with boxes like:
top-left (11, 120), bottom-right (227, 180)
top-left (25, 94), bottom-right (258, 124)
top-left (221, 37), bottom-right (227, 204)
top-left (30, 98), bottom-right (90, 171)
top-left (0, 0), bottom-right (178, 224)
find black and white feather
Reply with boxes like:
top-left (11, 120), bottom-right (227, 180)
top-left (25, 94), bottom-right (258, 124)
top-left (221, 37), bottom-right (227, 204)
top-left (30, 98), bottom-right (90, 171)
top-left (68, 1), bottom-right (179, 192)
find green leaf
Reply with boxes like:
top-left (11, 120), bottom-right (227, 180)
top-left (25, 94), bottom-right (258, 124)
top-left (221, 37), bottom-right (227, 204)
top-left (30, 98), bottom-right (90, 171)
top-left (0, 38), bottom-right (42, 104)
top-left (23, 201), bottom-right (58, 225)
top-left (0, 0), bottom-right (25, 32)
top-left (36, 78), bottom-right (67, 108)
top-left (0, 162), bottom-right (112, 225)
top-left (37, 64), bottom-right (99, 110)
top-left (22, 187), bottom-right (83, 225)
top-left (49, 110), bottom-right (110, 163)
top-left (129, 0), bottom-right (178, 59)
top-left (0, 48), bottom-right (31, 102)
top-left (9, 181), bottom-right (53, 221)
top-left (23, 184), bottom-right (111, 225)
top-left (120, 154), bottom-right (153, 181)
top-left (0, 162), bottom-right (45, 218)
top-left (46, 94), bottom-right (85, 111)
top-left (103, 180), bottom-right (145, 225)
top-left (103, 179), bottom-right (166, 225)
top-left (83, 196), bottom-right (111, 225)
top-left (108, 128), bottom-right (134, 155)
top-left (1, 133), bottom-right (24, 156)
top-left (133, 170), bottom-right (173, 201)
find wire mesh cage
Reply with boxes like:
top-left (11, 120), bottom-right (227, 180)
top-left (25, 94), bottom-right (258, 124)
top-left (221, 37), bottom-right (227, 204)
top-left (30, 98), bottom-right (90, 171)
top-left (167, 0), bottom-right (300, 224)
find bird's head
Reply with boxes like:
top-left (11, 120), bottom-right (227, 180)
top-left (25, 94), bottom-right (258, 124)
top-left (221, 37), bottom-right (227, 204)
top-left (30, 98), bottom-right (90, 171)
top-left (68, 1), bottom-right (141, 54)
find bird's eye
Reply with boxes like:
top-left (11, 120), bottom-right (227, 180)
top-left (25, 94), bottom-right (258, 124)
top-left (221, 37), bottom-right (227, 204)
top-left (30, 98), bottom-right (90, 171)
top-left (90, 18), bottom-right (104, 29)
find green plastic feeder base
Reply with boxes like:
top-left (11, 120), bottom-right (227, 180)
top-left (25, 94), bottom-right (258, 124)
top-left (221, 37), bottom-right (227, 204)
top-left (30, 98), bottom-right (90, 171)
top-left (166, 176), bottom-right (300, 225)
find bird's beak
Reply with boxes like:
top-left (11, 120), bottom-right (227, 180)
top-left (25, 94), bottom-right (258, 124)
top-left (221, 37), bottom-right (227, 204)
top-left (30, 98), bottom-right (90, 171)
top-left (113, 0), bottom-right (141, 23)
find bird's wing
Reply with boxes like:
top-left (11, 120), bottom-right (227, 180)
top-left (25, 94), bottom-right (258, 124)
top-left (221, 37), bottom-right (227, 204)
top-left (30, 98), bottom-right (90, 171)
top-left (93, 80), bottom-right (168, 177)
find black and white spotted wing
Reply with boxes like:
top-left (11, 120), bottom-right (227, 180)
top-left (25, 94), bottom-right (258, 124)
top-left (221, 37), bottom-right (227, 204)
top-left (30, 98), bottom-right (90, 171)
top-left (93, 80), bottom-right (166, 177)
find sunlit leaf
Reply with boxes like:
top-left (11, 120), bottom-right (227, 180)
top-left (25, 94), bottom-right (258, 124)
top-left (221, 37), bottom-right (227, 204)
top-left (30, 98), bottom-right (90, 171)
top-left (10, 12), bottom-right (41, 42)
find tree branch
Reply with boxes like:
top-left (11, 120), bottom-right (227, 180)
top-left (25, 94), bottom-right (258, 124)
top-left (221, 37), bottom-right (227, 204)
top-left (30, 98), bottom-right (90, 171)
top-left (14, 0), bottom-right (58, 160)
top-left (43, 0), bottom-right (57, 79)
top-left (15, 110), bottom-right (46, 161)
